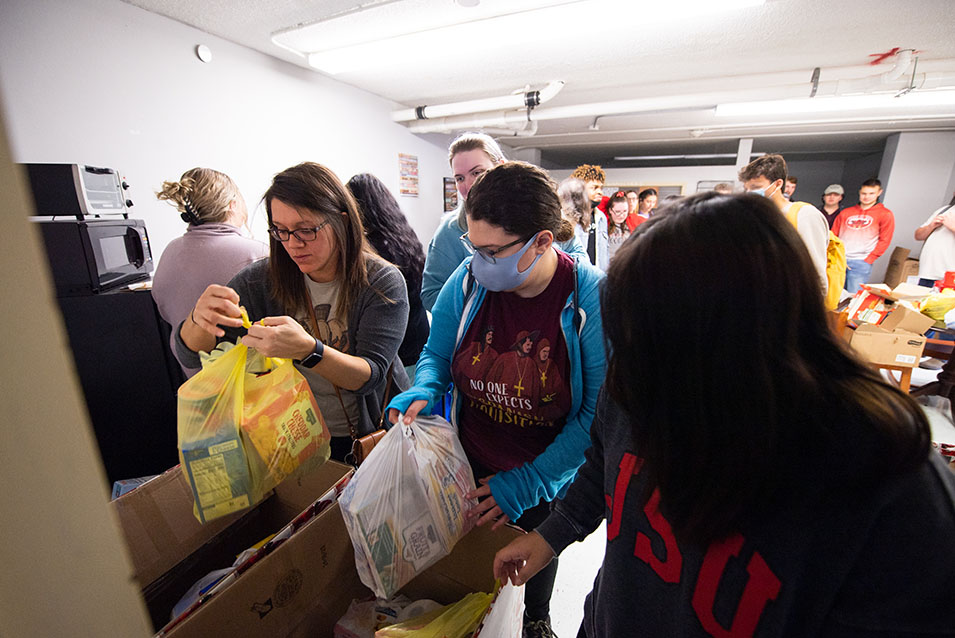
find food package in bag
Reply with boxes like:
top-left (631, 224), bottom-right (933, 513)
top-left (241, 347), bottom-right (330, 490)
top-left (178, 311), bottom-right (331, 523)
top-left (179, 343), bottom-right (257, 522)
top-left (340, 414), bottom-right (477, 598)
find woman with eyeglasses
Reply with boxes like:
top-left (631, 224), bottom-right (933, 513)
top-left (420, 132), bottom-right (585, 311)
top-left (387, 162), bottom-right (606, 638)
top-left (176, 162), bottom-right (410, 462)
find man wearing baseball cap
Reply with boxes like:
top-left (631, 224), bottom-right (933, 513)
top-left (821, 184), bottom-right (844, 228)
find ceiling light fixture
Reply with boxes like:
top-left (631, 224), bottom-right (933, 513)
top-left (614, 153), bottom-right (765, 161)
top-left (715, 89), bottom-right (955, 117)
top-left (274, 0), bottom-right (764, 75)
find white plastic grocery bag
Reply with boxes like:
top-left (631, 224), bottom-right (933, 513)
top-left (473, 581), bottom-right (525, 638)
top-left (340, 414), bottom-right (477, 599)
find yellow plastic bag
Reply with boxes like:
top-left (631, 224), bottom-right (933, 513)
top-left (920, 289), bottom-right (955, 321)
top-left (178, 312), bottom-right (330, 523)
top-left (374, 591), bottom-right (492, 638)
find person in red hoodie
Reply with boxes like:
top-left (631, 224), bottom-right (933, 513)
top-left (832, 178), bottom-right (895, 293)
top-left (627, 188), bottom-right (657, 231)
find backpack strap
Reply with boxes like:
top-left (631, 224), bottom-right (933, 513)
top-left (784, 201), bottom-right (806, 227)
top-left (572, 258), bottom-right (582, 334)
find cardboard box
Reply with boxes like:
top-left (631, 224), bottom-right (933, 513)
top-left (850, 324), bottom-right (927, 367)
top-left (890, 282), bottom-right (934, 302)
top-left (883, 246), bottom-right (920, 288)
top-left (113, 461), bottom-right (521, 637)
top-left (880, 305), bottom-right (936, 336)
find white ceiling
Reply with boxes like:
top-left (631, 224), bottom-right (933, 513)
top-left (122, 0), bottom-right (955, 168)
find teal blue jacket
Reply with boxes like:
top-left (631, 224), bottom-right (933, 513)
top-left (388, 254), bottom-right (606, 521)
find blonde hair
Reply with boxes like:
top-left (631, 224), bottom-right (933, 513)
top-left (448, 132), bottom-right (506, 166)
top-left (156, 167), bottom-right (240, 224)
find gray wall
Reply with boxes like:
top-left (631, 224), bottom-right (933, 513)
top-left (0, 0), bottom-right (451, 263)
top-left (840, 152), bottom-right (885, 206)
top-left (784, 159), bottom-right (845, 206)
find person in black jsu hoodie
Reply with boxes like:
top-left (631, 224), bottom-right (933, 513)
top-left (495, 192), bottom-right (955, 637)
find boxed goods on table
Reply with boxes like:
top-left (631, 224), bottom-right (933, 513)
top-left (879, 303), bottom-right (936, 336)
top-left (850, 323), bottom-right (927, 368)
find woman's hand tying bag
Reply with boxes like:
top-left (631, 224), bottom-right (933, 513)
top-left (242, 316), bottom-right (315, 360)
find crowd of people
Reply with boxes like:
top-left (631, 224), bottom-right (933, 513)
top-left (150, 132), bottom-right (955, 638)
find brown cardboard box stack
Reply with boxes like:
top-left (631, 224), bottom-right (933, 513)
top-left (111, 461), bottom-right (520, 637)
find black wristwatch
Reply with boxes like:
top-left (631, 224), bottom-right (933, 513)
top-left (298, 337), bottom-right (324, 368)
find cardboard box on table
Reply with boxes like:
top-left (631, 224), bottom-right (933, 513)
top-left (850, 323), bottom-right (927, 368)
top-left (112, 460), bottom-right (521, 637)
top-left (882, 246), bottom-right (920, 288)
top-left (847, 284), bottom-right (935, 332)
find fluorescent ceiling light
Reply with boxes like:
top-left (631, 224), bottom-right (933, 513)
top-left (715, 90), bottom-right (955, 117)
top-left (274, 0), bottom-right (765, 75)
top-left (614, 153), bottom-right (765, 161)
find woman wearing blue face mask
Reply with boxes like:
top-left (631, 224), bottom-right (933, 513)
top-left (387, 161), bottom-right (606, 638)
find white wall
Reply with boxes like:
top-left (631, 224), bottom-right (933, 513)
top-left (0, 0), bottom-right (451, 262)
top-left (879, 132), bottom-right (955, 271)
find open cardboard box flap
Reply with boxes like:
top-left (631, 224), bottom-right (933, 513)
top-left (112, 459), bottom-right (523, 637)
top-left (880, 304), bottom-right (936, 336)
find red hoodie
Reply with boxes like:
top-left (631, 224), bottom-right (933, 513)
top-left (832, 202), bottom-right (895, 263)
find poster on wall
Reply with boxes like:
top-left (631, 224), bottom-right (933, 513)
top-left (398, 153), bottom-right (419, 197)
top-left (443, 177), bottom-right (458, 212)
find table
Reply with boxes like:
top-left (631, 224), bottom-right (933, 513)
top-left (911, 328), bottom-right (955, 420)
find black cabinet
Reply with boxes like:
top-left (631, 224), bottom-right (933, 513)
top-left (56, 289), bottom-right (183, 485)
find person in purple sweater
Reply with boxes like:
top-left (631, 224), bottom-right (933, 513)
top-left (494, 193), bottom-right (955, 637)
top-left (153, 167), bottom-right (268, 376)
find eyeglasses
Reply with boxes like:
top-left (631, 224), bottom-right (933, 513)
top-left (459, 232), bottom-right (534, 263)
top-left (268, 218), bottom-right (331, 242)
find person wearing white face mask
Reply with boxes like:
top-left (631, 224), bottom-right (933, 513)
top-left (153, 167), bottom-right (269, 377)
top-left (387, 162), bottom-right (606, 638)
top-left (420, 132), bottom-right (585, 312)
top-left (739, 154), bottom-right (829, 299)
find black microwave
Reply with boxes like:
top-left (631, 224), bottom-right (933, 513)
top-left (36, 219), bottom-right (153, 296)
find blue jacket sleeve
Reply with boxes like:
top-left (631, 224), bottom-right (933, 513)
top-left (388, 261), bottom-right (471, 414)
top-left (489, 267), bottom-right (606, 521)
top-left (421, 215), bottom-right (466, 312)
top-left (557, 233), bottom-right (586, 259)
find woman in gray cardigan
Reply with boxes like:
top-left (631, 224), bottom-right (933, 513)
top-left (177, 162), bottom-right (409, 461)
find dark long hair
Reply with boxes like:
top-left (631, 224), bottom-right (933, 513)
top-left (264, 162), bottom-right (380, 323)
top-left (602, 192), bottom-right (930, 545)
top-left (466, 161), bottom-right (574, 242)
top-left (346, 173), bottom-right (424, 300)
